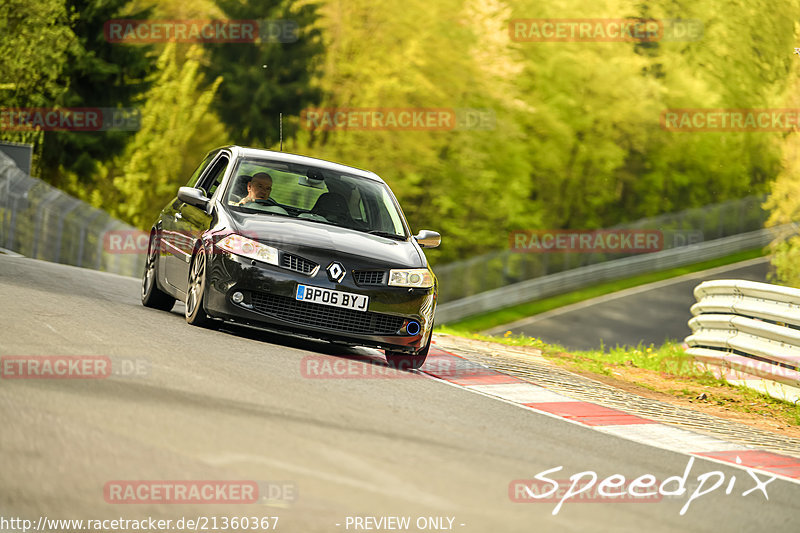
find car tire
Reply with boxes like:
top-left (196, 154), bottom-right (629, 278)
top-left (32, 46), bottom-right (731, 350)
top-left (385, 328), bottom-right (432, 370)
top-left (185, 248), bottom-right (218, 328)
top-left (141, 231), bottom-right (176, 311)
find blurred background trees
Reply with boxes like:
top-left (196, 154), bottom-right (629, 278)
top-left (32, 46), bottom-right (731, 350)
top-left (202, 0), bottom-right (325, 146)
top-left (3, 0), bottom-right (800, 272)
top-left (39, 0), bottom-right (156, 187)
top-left (0, 0), bottom-right (79, 151)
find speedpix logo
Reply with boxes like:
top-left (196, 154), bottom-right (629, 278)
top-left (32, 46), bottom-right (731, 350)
top-left (510, 457), bottom-right (775, 516)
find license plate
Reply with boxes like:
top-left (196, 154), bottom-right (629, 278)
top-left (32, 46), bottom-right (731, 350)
top-left (295, 284), bottom-right (369, 312)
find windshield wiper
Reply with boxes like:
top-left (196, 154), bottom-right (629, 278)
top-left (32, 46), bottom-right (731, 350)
top-left (367, 230), bottom-right (407, 241)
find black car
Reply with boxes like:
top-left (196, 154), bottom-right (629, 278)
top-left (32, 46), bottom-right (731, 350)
top-left (141, 146), bottom-right (440, 368)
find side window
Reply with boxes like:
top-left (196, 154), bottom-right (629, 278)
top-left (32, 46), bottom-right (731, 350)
top-left (185, 153), bottom-right (215, 187)
top-left (198, 156), bottom-right (229, 197)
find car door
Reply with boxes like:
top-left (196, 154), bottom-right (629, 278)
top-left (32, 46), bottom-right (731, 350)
top-left (159, 152), bottom-right (215, 290)
top-left (164, 152), bottom-right (230, 294)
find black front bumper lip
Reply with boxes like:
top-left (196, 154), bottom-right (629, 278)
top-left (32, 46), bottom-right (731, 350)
top-left (203, 252), bottom-right (433, 352)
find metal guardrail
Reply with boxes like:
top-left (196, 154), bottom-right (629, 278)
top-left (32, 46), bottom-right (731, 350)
top-left (0, 141), bottom-right (33, 175)
top-left (436, 226), bottom-right (786, 323)
top-left (435, 195), bottom-right (769, 304)
top-left (0, 150), bottom-right (144, 277)
top-left (686, 280), bottom-right (800, 404)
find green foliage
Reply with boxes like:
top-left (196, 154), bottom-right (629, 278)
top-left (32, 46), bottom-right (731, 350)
top-left (90, 44), bottom-right (224, 228)
top-left (285, 0), bottom-right (800, 263)
top-left (0, 0), bottom-right (78, 149)
top-left (764, 49), bottom-right (800, 287)
top-left (289, 0), bottom-right (540, 263)
top-left (203, 0), bottom-right (325, 146)
top-left (39, 0), bottom-right (157, 185)
top-left (10, 0), bottom-right (800, 268)
top-left (511, 0), bottom-right (793, 230)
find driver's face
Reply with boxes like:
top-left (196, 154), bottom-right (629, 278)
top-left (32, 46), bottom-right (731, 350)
top-left (248, 177), bottom-right (272, 199)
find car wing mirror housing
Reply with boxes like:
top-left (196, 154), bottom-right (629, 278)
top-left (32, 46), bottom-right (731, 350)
top-left (177, 187), bottom-right (210, 210)
top-left (414, 230), bottom-right (441, 248)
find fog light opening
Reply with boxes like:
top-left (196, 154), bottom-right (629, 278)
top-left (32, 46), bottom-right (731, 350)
top-left (232, 291), bottom-right (244, 304)
top-left (407, 320), bottom-right (421, 336)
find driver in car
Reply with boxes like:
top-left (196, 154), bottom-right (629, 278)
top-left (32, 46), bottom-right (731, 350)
top-left (237, 172), bottom-right (273, 206)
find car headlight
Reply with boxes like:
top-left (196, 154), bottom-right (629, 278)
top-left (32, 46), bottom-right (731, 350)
top-left (217, 234), bottom-right (279, 266)
top-left (388, 269), bottom-right (433, 288)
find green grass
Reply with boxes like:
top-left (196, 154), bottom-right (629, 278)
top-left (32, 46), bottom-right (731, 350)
top-left (436, 330), bottom-right (800, 425)
top-left (438, 329), bottom-right (706, 378)
top-left (435, 247), bottom-right (800, 426)
top-left (439, 247), bottom-right (767, 333)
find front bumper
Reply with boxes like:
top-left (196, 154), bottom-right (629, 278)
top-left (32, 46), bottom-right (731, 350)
top-left (203, 250), bottom-right (436, 352)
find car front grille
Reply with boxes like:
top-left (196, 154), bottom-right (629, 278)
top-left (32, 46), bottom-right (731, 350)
top-left (250, 292), bottom-right (405, 335)
top-left (280, 252), bottom-right (318, 275)
top-left (353, 270), bottom-right (386, 286)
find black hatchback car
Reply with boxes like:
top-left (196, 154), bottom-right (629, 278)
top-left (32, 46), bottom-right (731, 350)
top-left (141, 146), bottom-right (440, 368)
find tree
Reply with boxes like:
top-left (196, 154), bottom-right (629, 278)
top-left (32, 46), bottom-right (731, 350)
top-left (203, 0), bottom-right (324, 146)
top-left (0, 0), bottom-right (77, 151)
top-left (764, 132), bottom-right (800, 287)
top-left (764, 66), bottom-right (800, 287)
top-left (97, 43), bottom-right (223, 228)
top-left (289, 0), bottom-right (538, 263)
top-left (39, 0), bottom-right (157, 185)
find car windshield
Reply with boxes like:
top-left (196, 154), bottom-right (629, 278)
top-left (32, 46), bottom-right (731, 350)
top-left (225, 158), bottom-right (408, 238)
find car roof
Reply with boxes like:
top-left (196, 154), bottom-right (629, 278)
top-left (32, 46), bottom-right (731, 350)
top-left (221, 145), bottom-right (385, 184)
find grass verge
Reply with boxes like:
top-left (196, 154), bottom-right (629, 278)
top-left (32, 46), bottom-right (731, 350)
top-left (436, 248), bottom-right (800, 430)
top-left (437, 329), bottom-right (800, 429)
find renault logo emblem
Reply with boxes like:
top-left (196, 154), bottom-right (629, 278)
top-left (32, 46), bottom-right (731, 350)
top-left (326, 261), bottom-right (346, 283)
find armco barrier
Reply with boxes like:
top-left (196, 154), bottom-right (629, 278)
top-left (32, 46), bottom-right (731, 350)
top-left (0, 150), bottom-right (144, 276)
top-left (435, 195), bottom-right (768, 304)
top-left (436, 227), bottom-right (786, 324)
top-left (685, 280), bottom-right (800, 404)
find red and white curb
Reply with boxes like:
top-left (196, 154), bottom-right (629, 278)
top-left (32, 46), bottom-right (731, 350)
top-left (421, 347), bottom-right (800, 484)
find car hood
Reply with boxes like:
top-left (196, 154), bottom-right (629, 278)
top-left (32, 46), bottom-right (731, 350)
top-left (226, 211), bottom-right (425, 268)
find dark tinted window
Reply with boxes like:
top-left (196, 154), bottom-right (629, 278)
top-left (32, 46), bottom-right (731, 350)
top-left (226, 158), bottom-right (408, 237)
top-left (185, 152), bottom-right (216, 188)
top-left (198, 155), bottom-right (229, 197)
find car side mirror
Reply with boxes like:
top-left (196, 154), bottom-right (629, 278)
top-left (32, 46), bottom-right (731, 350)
top-left (177, 187), bottom-right (210, 210)
top-left (414, 230), bottom-right (441, 248)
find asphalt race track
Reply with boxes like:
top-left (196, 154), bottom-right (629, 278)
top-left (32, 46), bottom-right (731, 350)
top-left (490, 257), bottom-right (770, 351)
top-left (1, 254), bottom-right (798, 532)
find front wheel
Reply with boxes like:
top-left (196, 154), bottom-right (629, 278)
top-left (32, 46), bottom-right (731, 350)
top-left (141, 232), bottom-right (176, 311)
top-left (385, 329), bottom-right (432, 370)
top-left (185, 249), bottom-right (218, 328)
